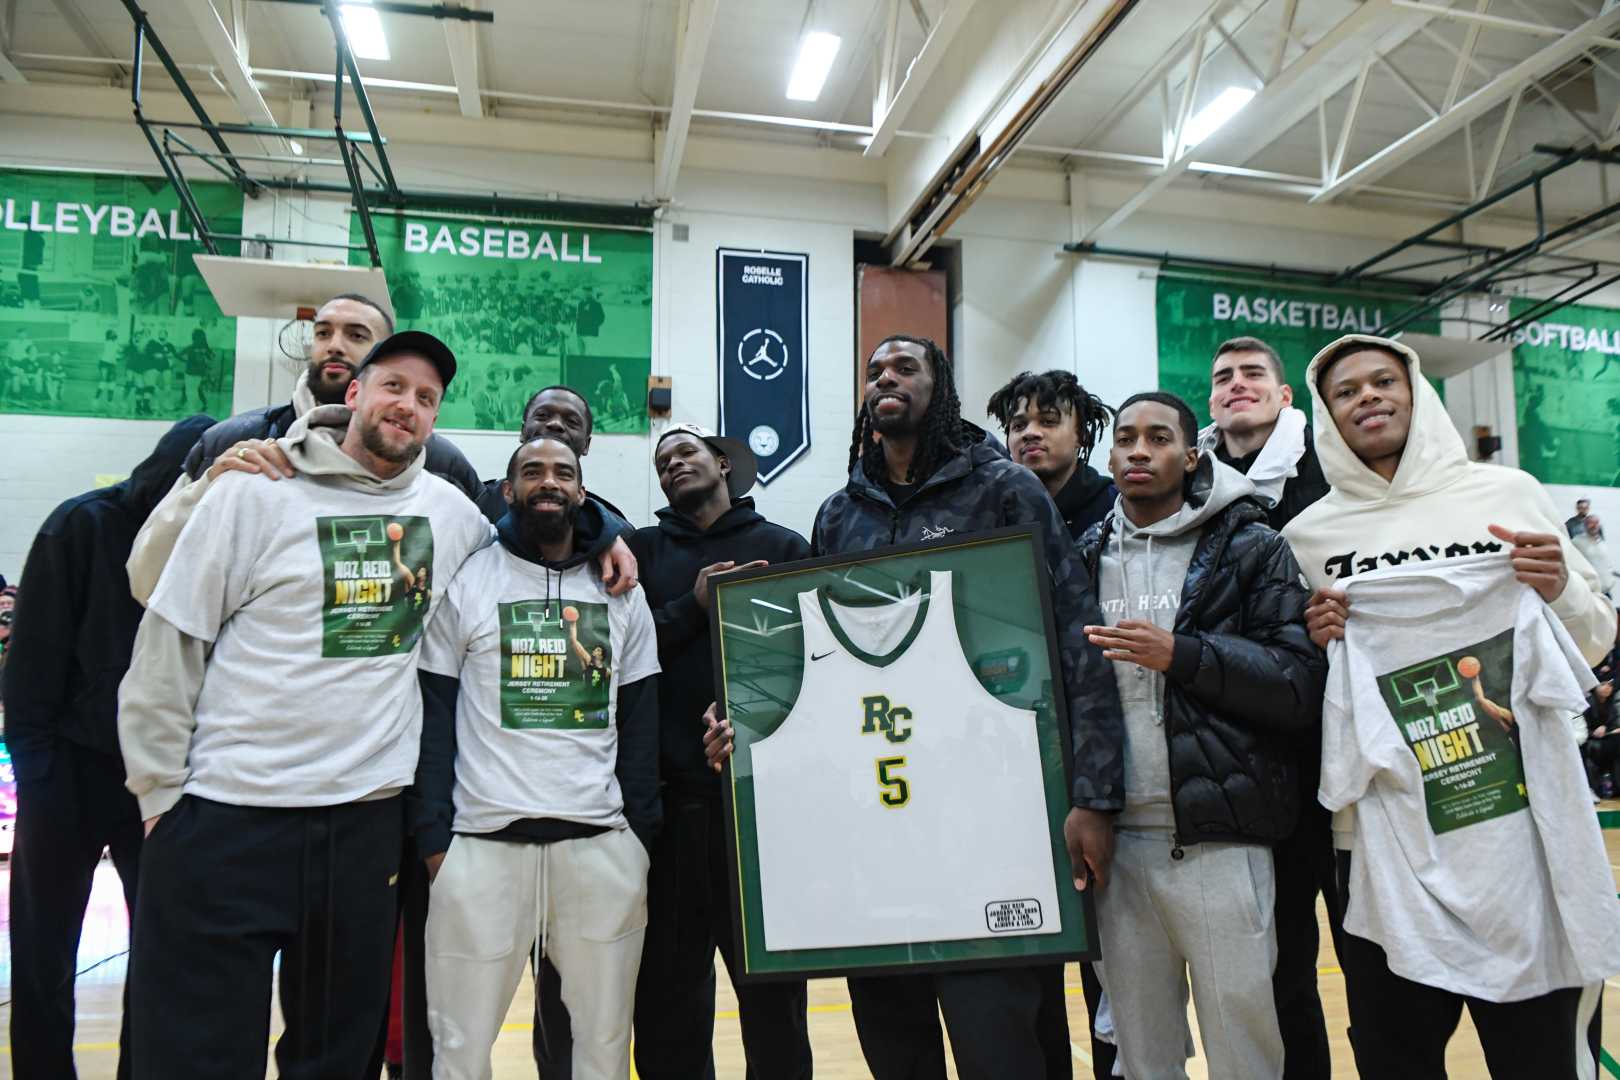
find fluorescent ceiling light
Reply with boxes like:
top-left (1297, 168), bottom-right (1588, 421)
top-left (340, 2), bottom-right (390, 62)
top-left (289, 139), bottom-right (305, 156)
top-left (1182, 86), bottom-right (1256, 149)
top-left (786, 31), bottom-right (841, 102)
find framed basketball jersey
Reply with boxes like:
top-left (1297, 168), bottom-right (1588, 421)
top-left (711, 525), bottom-right (1098, 981)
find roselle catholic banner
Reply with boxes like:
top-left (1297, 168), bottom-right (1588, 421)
top-left (1, 168), bottom-right (241, 421)
top-left (350, 212), bottom-right (653, 433)
top-left (1509, 299), bottom-right (1620, 487)
top-left (1155, 275), bottom-right (1438, 426)
top-left (717, 249), bottom-right (809, 485)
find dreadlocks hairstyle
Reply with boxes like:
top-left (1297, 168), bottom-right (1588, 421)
top-left (985, 369), bottom-right (1115, 459)
top-left (847, 334), bottom-right (967, 485)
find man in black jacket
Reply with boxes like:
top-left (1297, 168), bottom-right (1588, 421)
top-left (1080, 391), bottom-right (1324, 1079)
top-left (181, 293), bottom-right (482, 497)
top-left (2, 414), bottom-right (215, 1080)
top-left (625, 423), bottom-right (812, 1080)
top-left (988, 369), bottom-right (1116, 540)
top-left (710, 335), bottom-right (1125, 1080)
top-left (1201, 335), bottom-right (1336, 1079)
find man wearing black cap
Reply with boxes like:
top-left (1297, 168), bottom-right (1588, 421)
top-left (624, 423), bottom-right (813, 1080)
top-left (117, 331), bottom-right (495, 1080)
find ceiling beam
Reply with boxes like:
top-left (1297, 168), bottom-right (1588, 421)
top-left (49, 0), bottom-right (125, 76)
top-left (1086, 0), bottom-right (1396, 240)
top-left (0, 47), bottom-right (24, 83)
top-left (1269, 0), bottom-right (1298, 81)
top-left (865, 0), bottom-right (978, 158)
top-left (1312, 5), bottom-right (1620, 202)
top-left (177, 0), bottom-right (287, 153)
top-left (875, 0), bottom-right (903, 122)
top-left (443, 3), bottom-right (483, 118)
top-left (653, 0), bottom-right (719, 202)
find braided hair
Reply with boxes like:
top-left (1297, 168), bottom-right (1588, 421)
top-left (847, 334), bottom-right (968, 484)
top-left (984, 369), bottom-right (1115, 460)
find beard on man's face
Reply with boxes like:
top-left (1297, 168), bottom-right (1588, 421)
top-left (358, 411), bottom-right (425, 465)
top-left (306, 357), bottom-right (357, 405)
top-left (517, 490), bottom-right (580, 545)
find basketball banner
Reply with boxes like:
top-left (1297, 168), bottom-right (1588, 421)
top-left (716, 248), bottom-right (809, 485)
top-left (1375, 628), bottom-right (1526, 835)
top-left (0, 167), bottom-right (241, 422)
top-left (349, 211), bottom-right (653, 433)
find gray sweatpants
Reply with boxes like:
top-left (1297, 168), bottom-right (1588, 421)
top-left (1096, 828), bottom-right (1283, 1079)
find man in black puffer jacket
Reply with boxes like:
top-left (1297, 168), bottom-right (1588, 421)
top-left (714, 334), bottom-right (1124, 1080)
top-left (1079, 392), bottom-right (1324, 1080)
top-left (3, 414), bottom-right (215, 1080)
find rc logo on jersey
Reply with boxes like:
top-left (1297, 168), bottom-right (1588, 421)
top-left (499, 600), bottom-right (614, 729)
top-left (738, 328), bottom-right (789, 381)
top-left (861, 694), bottom-right (913, 744)
top-left (318, 516), bottom-right (434, 658)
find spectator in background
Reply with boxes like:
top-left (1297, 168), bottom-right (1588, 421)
top-left (1568, 498), bottom-right (1599, 540)
top-left (0, 583), bottom-right (15, 668)
top-left (1584, 678), bottom-right (1619, 800)
top-left (2, 415), bottom-right (213, 1080)
top-left (575, 288), bottom-right (606, 357)
top-left (1573, 515), bottom-right (1616, 601)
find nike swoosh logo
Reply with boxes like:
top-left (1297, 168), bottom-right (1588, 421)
top-left (811, 650), bottom-right (835, 661)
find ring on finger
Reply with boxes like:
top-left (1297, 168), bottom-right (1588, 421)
top-left (237, 448), bottom-right (249, 460)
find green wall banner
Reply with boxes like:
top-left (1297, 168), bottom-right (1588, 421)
top-left (0, 168), bottom-right (241, 421)
top-left (350, 212), bottom-right (654, 433)
top-left (1154, 275), bottom-right (1437, 426)
top-left (1509, 298), bottom-right (1620, 487)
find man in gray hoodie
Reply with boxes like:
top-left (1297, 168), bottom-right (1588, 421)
top-left (117, 331), bottom-right (494, 1080)
top-left (1078, 391), bottom-right (1324, 1079)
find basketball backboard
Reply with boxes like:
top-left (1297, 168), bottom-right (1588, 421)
top-left (193, 255), bottom-right (393, 321)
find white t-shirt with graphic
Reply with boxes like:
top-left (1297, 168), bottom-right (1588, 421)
top-left (147, 470), bottom-right (493, 808)
top-left (1321, 554), bottom-right (1620, 1001)
top-left (419, 544), bottom-right (659, 835)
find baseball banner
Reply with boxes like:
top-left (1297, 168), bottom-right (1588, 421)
top-left (1155, 274), bottom-right (1438, 425)
top-left (0, 167), bottom-right (241, 421)
top-left (349, 211), bottom-right (653, 433)
top-left (717, 248), bottom-right (809, 485)
top-left (1508, 298), bottom-right (1620, 487)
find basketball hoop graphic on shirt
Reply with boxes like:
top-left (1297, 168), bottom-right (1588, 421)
top-left (328, 516), bottom-right (388, 555)
top-left (507, 600), bottom-right (557, 634)
top-left (738, 329), bottom-right (789, 381)
top-left (1387, 657), bottom-right (1461, 711)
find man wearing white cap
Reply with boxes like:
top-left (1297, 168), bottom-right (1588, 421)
top-left (625, 424), bottom-right (814, 1080)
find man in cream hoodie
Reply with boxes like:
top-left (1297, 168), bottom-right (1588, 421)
top-left (1285, 333), bottom-right (1614, 1075)
top-left (117, 331), bottom-right (493, 1080)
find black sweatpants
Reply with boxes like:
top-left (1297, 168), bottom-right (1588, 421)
top-left (127, 794), bottom-right (403, 1080)
top-left (1077, 961), bottom-right (1117, 1080)
top-left (631, 789), bottom-right (812, 1080)
top-left (8, 743), bottom-right (143, 1080)
top-left (848, 965), bottom-right (1047, 1080)
top-left (1336, 853), bottom-right (1603, 1079)
top-left (1271, 801), bottom-right (1338, 1080)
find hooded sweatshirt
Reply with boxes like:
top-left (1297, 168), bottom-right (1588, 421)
top-left (1096, 458), bottom-right (1257, 828)
top-left (2, 414), bottom-right (214, 780)
top-left (118, 405), bottom-right (495, 818)
top-left (626, 498), bottom-right (810, 788)
top-left (1282, 333), bottom-right (1613, 850)
top-left (1282, 334), bottom-right (1612, 666)
top-left (1052, 462), bottom-right (1117, 541)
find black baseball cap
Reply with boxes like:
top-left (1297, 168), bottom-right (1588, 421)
top-left (355, 330), bottom-right (457, 391)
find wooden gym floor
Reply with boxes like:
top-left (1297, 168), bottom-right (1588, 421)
top-left (6, 822), bottom-right (1620, 1078)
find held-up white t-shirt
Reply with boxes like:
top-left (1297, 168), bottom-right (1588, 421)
top-left (1321, 554), bottom-right (1620, 1001)
top-left (419, 545), bottom-right (660, 835)
top-left (147, 470), bottom-right (493, 807)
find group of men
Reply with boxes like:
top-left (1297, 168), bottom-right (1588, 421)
top-left (3, 287), bottom-right (1617, 1080)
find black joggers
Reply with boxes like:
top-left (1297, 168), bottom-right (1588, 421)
top-left (8, 742), bottom-right (143, 1080)
top-left (127, 794), bottom-right (403, 1080)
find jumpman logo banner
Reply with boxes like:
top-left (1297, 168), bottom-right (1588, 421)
top-left (717, 248), bottom-right (809, 485)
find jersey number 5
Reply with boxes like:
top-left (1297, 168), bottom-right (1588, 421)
top-left (876, 756), bottom-right (910, 808)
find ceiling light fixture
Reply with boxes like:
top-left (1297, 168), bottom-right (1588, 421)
top-left (786, 31), bottom-right (841, 102)
top-left (1182, 86), bottom-right (1256, 149)
top-left (340, 2), bottom-right (390, 62)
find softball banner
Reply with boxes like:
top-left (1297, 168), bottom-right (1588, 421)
top-left (349, 212), bottom-right (653, 433)
top-left (1509, 298), bottom-right (1620, 487)
top-left (717, 248), bottom-right (809, 486)
top-left (1155, 274), bottom-right (1438, 425)
top-left (0, 168), bottom-right (241, 421)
